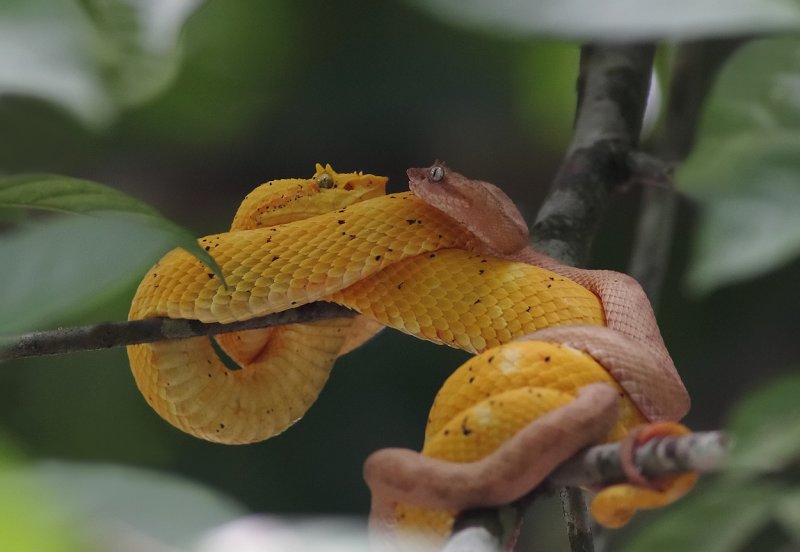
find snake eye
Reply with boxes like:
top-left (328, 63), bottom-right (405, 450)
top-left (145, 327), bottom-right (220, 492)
top-left (429, 165), bottom-right (445, 182)
top-left (316, 173), bottom-right (334, 189)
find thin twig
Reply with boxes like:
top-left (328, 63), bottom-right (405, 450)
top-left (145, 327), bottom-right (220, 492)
top-left (444, 430), bottom-right (728, 551)
top-left (559, 488), bottom-right (595, 552)
top-left (655, 39), bottom-right (745, 162)
top-left (627, 182), bottom-right (677, 305)
top-left (628, 38), bottom-right (745, 303)
top-left (0, 302), bottom-right (356, 362)
top-left (548, 431), bottom-right (728, 488)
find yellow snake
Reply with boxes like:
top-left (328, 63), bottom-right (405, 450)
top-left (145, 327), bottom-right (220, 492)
top-left (128, 163), bottom-right (693, 544)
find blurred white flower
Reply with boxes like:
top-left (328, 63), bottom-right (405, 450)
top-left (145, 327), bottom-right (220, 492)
top-left (194, 515), bottom-right (370, 552)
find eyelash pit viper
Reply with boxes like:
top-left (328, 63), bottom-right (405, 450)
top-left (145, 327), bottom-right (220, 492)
top-left (127, 163), bottom-right (694, 547)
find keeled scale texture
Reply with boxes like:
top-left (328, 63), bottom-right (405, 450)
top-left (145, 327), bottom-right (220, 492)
top-left (130, 193), bottom-right (478, 323)
top-left (129, 186), bottom-right (602, 444)
top-left (330, 250), bottom-right (603, 353)
top-left (393, 340), bottom-right (647, 537)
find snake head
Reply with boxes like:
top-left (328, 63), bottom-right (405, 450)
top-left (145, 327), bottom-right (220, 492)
top-left (231, 165), bottom-right (388, 229)
top-left (286, 163), bottom-right (388, 215)
top-left (314, 163), bottom-right (387, 201)
top-left (407, 162), bottom-right (529, 256)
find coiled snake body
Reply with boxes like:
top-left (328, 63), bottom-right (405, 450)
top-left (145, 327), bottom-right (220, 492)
top-left (128, 163), bottom-right (692, 543)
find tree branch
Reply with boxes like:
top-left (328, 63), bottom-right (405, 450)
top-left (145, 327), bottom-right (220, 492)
top-left (514, 39), bottom-right (742, 552)
top-left (532, 43), bottom-right (655, 266)
top-left (443, 39), bottom-right (738, 552)
top-left (447, 42), bottom-right (659, 552)
top-left (0, 302), bottom-right (356, 362)
top-left (526, 43), bottom-right (656, 552)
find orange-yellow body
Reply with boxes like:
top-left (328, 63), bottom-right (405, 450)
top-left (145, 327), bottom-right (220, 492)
top-left (128, 165), bottom-right (603, 443)
top-left (127, 165), bottom-right (692, 542)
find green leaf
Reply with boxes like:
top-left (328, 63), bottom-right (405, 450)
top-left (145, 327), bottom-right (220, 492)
top-left (30, 461), bottom-right (246, 548)
top-left (0, 0), bottom-right (111, 126)
top-left (725, 373), bottom-right (800, 473)
top-left (409, 0), bottom-right (800, 41)
top-left (619, 479), bottom-right (782, 552)
top-left (0, 173), bottom-right (160, 216)
top-left (0, 173), bottom-right (226, 293)
top-left (77, 0), bottom-right (202, 108)
top-left (0, 217), bottom-right (172, 333)
top-left (0, 0), bottom-right (202, 127)
top-left (678, 38), bottom-right (800, 293)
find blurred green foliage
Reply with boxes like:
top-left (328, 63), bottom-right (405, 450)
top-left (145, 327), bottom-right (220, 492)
top-left (679, 38), bottom-right (800, 294)
top-left (0, 0), bottom-right (202, 128)
top-left (0, 435), bottom-right (87, 552)
top-left (1, 0), bottom-right (800, 550)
